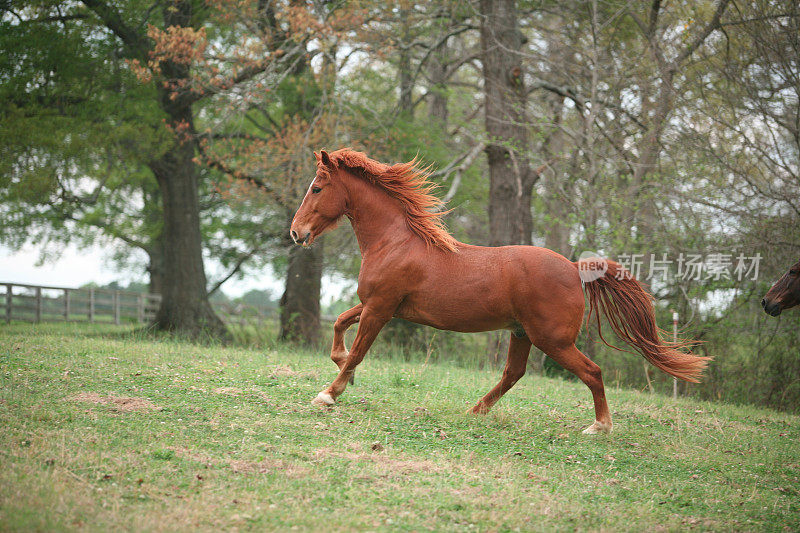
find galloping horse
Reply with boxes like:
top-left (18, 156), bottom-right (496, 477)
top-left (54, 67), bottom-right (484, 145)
top-left (762, 260), bottom-right (800, 316)
top-left (290, 149), bottom-right (709, 434)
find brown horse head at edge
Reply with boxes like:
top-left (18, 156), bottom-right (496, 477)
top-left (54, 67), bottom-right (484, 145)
top-left (762, 260), bottom-right (800, 316)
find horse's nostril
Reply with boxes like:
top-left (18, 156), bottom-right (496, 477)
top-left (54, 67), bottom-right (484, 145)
top-left (761, 299), bottom-right (767, 308)
top-left (290, 230), bottom-right (299, 242)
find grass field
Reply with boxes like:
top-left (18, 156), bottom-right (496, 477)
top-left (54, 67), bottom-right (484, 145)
top-left (1, 323), bottom-right (799, 531)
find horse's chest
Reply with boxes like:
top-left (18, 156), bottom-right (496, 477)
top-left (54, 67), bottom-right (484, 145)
top-left (356, 265), bottom-right (410, 302)
top-left (356, 254), bottom-right (421, 299)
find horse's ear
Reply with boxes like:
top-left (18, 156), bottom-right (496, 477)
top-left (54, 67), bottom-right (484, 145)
top-left (320, 150), bottom-right (332, 167)
top-left (313, 151), bottom-right (320, 162)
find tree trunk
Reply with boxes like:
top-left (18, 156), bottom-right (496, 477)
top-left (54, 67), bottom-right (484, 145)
top-left (149, 139), bottom-right (226, 338)
top-left (542, 96), bottom-right (572, 255)
top-left (148, 0), bottom-right (227, 339)
top-left (628, 72), bottom-right (673, 244)
top-left (398, 53), bottom-right (413, 115)
top-left (280, 232), bottom-right (323, 345)
top-left (274, 29), bottom-right (325, 345)
top-left (397, 7), bottom-right (414, 116)
top-left (427, 37), bottom-right (449, 128)
top-left (480, 0), bottom-right (535, 247)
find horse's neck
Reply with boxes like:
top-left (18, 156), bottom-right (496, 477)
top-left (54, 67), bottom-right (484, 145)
top-left (342, 173), bottom-right (415, 256)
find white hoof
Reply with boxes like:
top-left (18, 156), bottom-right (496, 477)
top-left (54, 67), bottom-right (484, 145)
top-left (582, 421), bottom-right (612, 435)
top-left (311, 392), bottom-right (335, 406)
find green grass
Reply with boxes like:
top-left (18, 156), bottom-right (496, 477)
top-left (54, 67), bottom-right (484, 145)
top-left (1, 322), bottom-right (799, 531)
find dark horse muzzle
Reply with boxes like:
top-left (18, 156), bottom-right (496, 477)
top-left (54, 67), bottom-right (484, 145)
top-left (762, 298), bottom-right (782, 317)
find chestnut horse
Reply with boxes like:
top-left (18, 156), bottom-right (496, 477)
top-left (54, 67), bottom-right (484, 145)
top-left (762, 260), bottom-right (800, 316)
top-left (290, 149), bottom-right (709, 434)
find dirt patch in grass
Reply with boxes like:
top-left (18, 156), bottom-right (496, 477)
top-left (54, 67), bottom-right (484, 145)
top-left (212, 387), bottom-right (242, 396)
top-left (229, 458), bottom-right (309, 477)
top-left (69, 392), bottom-right (159, 412)
top-left (168, 447), bottom-right (309, 477)
top-left (312, 447), bottom-right (443, 474)
top-left (269, 365), bottom-right (318, 380)
top-left (168, 446), bottom-right (216, 466)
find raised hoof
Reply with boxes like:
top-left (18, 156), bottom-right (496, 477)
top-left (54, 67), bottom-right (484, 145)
top-left (311, 392), bottom-right (335, 407)
top-left (582, 421), bottom-right (612, 435)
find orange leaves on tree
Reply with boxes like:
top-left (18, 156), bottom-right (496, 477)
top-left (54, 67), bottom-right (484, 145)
top-left (206, 114), bottom-right (337, 208)
top-left (163, 118), bottom-right (194, 144)
top-left (147, 25), bottom-right (209, 69)
top-left (126, 58), bottom-right (152, 84)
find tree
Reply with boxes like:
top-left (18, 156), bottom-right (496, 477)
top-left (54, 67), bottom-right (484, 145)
top-left (621, 0), bottom-right (731, 242)
top-left (0, 3), bottom-right (168, 293)
top-left (479, 0), bottom-right (536, 247)
top-left (1, 0), bottom-right (319, 338)
top-left (679, 0), bottom-right (799, 251)
top-left (195, 2), bottom-right (360, 345)
top-left (91, 0), bottom-right (230, 337)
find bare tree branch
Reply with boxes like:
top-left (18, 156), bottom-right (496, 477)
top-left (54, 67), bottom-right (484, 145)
top-left (80, 0), bottom-right (150, 59)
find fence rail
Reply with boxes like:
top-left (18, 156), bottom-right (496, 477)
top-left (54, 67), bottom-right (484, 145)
top-left (2, 282), bottom-right (161, 325)
top-left (2, 282), bottom-right (336, 328)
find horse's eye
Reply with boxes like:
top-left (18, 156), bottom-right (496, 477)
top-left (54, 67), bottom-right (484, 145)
top-left (312, 186), bottom-right (322, 194)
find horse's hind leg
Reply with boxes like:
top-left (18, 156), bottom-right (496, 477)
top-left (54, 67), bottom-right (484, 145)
top-left (540, 343), bottom-right (612, 434)
top-left (469, 335), bottom-right (532, 415)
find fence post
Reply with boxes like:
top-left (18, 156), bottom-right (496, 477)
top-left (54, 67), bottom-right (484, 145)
top-left (114, 290), bottom-right (121, 325)
top-left (35, 287), bottom-right (42, 323)
top-left (88, 288), bottom-right (95, 323)
top-left (5, 284), bottom-right (11, 323)
top-left (64, 289), bottom-right (70, 321)
top-left (672, 310), bottom-right (679, 400)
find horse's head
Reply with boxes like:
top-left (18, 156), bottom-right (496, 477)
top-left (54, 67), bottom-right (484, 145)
top-left (290, 150), bottom-right (348, 247)
top-left (762, 260), bottom-right (800, 316)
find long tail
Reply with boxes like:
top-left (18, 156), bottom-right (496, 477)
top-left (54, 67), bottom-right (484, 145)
top-left (576, 258), bottom-right (710, 383)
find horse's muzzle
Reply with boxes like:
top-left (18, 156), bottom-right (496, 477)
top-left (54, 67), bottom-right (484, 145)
top-left (762, 298), bottom-right (782, 316)
top-left (289, 228), bottom-right (312, 246)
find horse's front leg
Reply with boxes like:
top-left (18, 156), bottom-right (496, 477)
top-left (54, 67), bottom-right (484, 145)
top-left (330, 304), bottom-right (363, 384)
top-left (313, 307), bottom-right (390, 406)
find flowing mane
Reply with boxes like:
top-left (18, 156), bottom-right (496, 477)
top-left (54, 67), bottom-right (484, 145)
top-left (322, 149), bottom-right (458, 252)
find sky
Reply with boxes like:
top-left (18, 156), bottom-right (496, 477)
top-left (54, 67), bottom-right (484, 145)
top-left (0, 244), bottom-right (122, 288)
